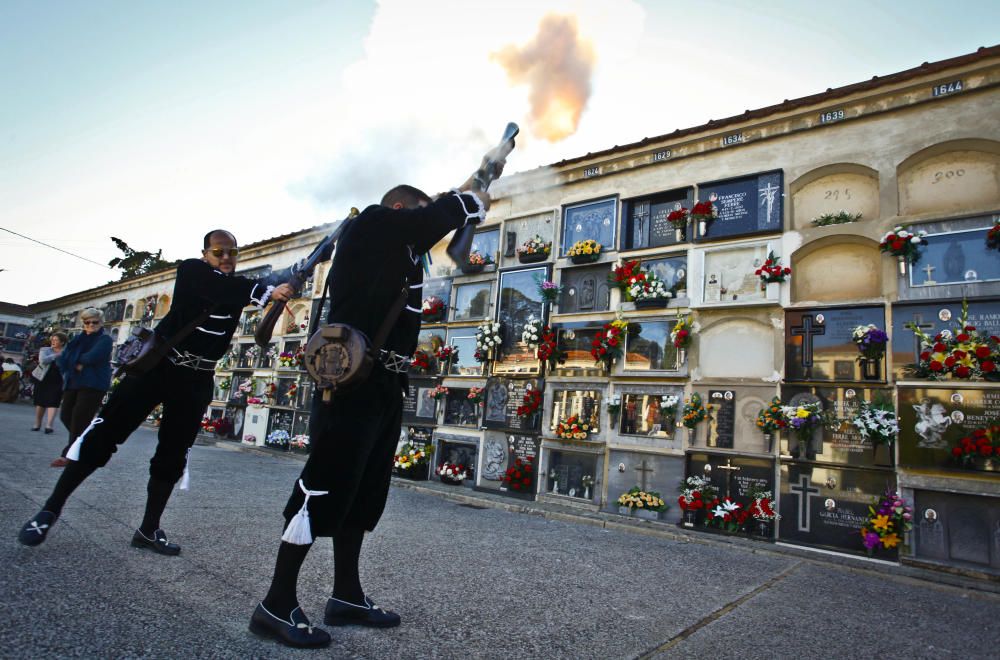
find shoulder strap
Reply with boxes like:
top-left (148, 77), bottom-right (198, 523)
top-left (158, 308), bottom-right (215, 352)
top-left (370, 286), bottom-right (410, 352)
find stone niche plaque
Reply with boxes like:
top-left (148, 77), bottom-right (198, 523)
top-left (550, 388), bottom-right (602, 437)
top-left (897, 215), bottom-right (1000, 303)
top-left (707, 390), bottom-right (737, 449)
top-left (481, 433), bottom-right (540, 500)
top-left (782, 385), bottom-right (896, 468)
top-left (553, 323), bottom-right (606, 376)
top-left (699, 317), bottom-right (774, 379)
top-left (443, 388), bottom-right (480, 427)
top-left (560, 197), bottom-right (616, 256)
top-left (792, 241), bottom-right (881, 303)
top-left (700, 243), bottom-right (769, 304)
top-left (501, 211), bottom-right (554, 268)
top-left (546, 449), bottom-right (599, 500)
top-left (891, 299), bottom-right (1000, 380)
top-left (606, 451), bottom-right (684, 522)
top-left (779, 463), bottom-right (897, 557)
top-left (483, 377), bottom-right (543, 432)
top-left (687, 451), bottom-right (776, 504)
top-left (898, 386), bottom-right (1000, 474)
top-left (622, 188), bottom-right (694, 250)
top-left (696, 170), bottom-right (783, 242)
top-left (624, 319), bottom-right (680, 372)
top-left (435, 434), bottom-right (479, 485)
top-left (913, 490), bottom-right (1000, 570)
top-left (898, 149), bottom-right (1000, 217)
top-left (403, 377), bottom-right (439, 424)
top-left (559, 263), bottom-right (611, 314)
top-left (785, 306), bottom-right (885, 382)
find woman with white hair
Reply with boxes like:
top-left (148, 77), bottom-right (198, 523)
top-left (51, 308), bottom-right (113, 468)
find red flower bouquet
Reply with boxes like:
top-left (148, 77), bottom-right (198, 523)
top-left (555, 414), bottom-right (591, 440)
top-left (879, 225), bottom-right (928, 262)
top-left (705, 496), bottom-right (751, 532)
top-left (689, 200), bottom-right (717, 222)
top-left (501, 455), bottom-right (534, 491)
top-left (421, 296), bottom-right (446, 323)
top-left (667, 207), bottom-right (689, 229)
top-left (591, 319), bottom-right (628, 370)
top-left (410, 349), bottom-right (432, 373)
top-left (755, 251), bottom-right (791, 287)
top-left (535, 325), bottom-right (564, 371)
top-left (988, 221), bottom-right (1000, 252)
top-left (951, 424), bottom-right (1000, 468)
top-left (516, 387), bottom-right (542, 418)
top-left (907, 300), bottom-right (1000, 380)
top-left (608, 260), bottom-right (643, 299)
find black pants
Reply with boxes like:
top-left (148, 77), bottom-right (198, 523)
top-left (76, 360), bottom-right (213, 483)
top-left (59, 388), bottom-right (105, 458)
top-left (282, 367), bottom-right (404, 535)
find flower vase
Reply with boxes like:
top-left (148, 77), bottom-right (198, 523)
top-left (518, 252), bottom-right (547, 264)
top-left (570, 253), bottom-right (600, 265)
top-left (897, 255), bottom-right (907, 276)
top-left (795, 434), bottom-right (809, 459)
top-left (763, 433), bottom-right (774, 453)
top-left (462, 263), bottom-right (485, 275)
top-left (440, 475), bottom-right (463, 486)
top-left (872, 442), bottom-right (893, 467)
top-left (860, 356), bottom-right (882, 381)
top-left (634, 297), bottom-right (670, 309)
top-left (765, 281), bottom-right (780, 301)
top-left (755, 520), bottom-right (774, 539)
top-left (677, 348), bottom-right (687, 367)
top-left (698, 219), bottom-right (707, 236)
top-left (584, 486), bottom-right (591, 500)
top-left (551, 481), bottom-right (559, 494)
top-left (674, 227), bottom-right (684, 242)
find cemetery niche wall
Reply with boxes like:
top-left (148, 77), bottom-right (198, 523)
top-left (621, 187), bottom-right (694, 249)
top-left (695, 170), bottom-right (783, 242)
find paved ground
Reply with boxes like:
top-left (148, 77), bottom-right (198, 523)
top-left (2, 401), bottom-right (998, 659)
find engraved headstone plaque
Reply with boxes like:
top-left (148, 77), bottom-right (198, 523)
top-left (696, 170), bottom-right (783, 242)
top-left (559, 264), bottom-right (611, 314)
top-left (898, 386), bottom-right (1000, 473)
top-left (483, 377), bottom-right (543, 431)
top-left (708, 390), bottom-right (736, 449)
top-left (786, 306), bottom-right (885, 382)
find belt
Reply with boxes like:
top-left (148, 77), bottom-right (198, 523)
top-left (377, 349), bottom-right (411, 374)
top-left (168, 349), bottom-right (218, 372)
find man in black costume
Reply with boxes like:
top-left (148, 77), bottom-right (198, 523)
top-left (248, 180), bottom-right (492, 649)
top-left (18, 230), bottom-right (293, 555)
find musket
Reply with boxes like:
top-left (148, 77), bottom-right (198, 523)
top-left (445, 122), bottom-right (519, 267)
top-left (254, 208), bottom-right (359, 347)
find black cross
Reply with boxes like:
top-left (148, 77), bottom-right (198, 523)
top-left (790, 314), bottom-right (826, 368)
top-left (715, 458), bottom-right (741, 498)
top-left (634, 460), bottom-right (654, 491)
top-left (789, 474), bottom-right (820, 532)
top-left (909, 313), bottom-right (935, 361)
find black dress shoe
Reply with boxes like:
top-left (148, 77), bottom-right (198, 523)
top-left (131, 529), bottom-right (181, 556)
top-left (44, 428), bottom-right (54, 434)
top-left (18, 511), bottom-right (57, 546)
top-left (324, 595), bottom-right (401, 628)
top-left (249, 603), bottom-right (331, 648)
top-left (31, 427), bottom-right (40, 432)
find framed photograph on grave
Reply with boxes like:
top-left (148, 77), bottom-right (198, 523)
top-left (621, 188), bottom-right (693, 250)
top-left (552, 322), bottom-right (606, 375)
top-left (550, 388), bottom-right (601, 435)
top-left (695, 170), bottom-right (783, 242)
top-left (785, 306), bottom-right (886, 382)
top-left (403, 378), bottom-right (439, 423)
top-left (546, 450), bottom-right (599, 498)
top-left (560, 197), bottom-right (617, 256)
top-left (443, 388), bottom-right (480, 427)
top-left (700, 243), bottom-right (769, 304)
top-left (641, 255), bottom-right (688, 298)
top-left (452, 281), bottom-right (492, 322)
top-left (496, 266), bottom-right (547, 352)
top-left (558, 263), bottom-right (611, 314)
top-left (623, 319), bottom-right (680, 372)
top-left (618, 392), bottom-right (679, 438)
top-left (444, 329), bottom-right (482, 376)
top-left (420, 278), bottom-right (453, 325)
top-left (891, 299), bottom-right (1000, 381)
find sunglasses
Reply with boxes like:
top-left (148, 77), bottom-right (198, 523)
top-left (82, 320), bottom-right (101, 326)
top-left (206, 247), bottom-right (240, 258)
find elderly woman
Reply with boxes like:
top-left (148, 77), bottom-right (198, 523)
top-left (32, 332), bottom-right (69, 433)
top-left (51, 309), bottom-right (112, 468)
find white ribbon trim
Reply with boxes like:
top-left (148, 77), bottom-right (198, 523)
top-left (66, 416), bottom-right (103, 461)
top-left (250, 284), bottom-right (276, 307)
top-left (451, 191), bottom-right (486, 227)
top-left (281, 479), bottom-right (329, 545)
top-left (405, 305), bottom-right (421, 314)
top-left (195, 326), bottom-right (227, 335)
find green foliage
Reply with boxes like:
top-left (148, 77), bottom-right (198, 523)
top-left (107, 237), bottom-right (176, 279)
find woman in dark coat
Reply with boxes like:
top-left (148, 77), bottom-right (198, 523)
top-left (32, 332), bottom-right (69, 433)
top-left (51, 309), bottom-right (112, 468)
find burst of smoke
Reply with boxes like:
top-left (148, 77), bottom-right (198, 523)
top-left (492, 14), bottom-right (595, 143)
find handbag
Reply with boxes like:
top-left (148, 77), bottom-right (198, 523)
top-left (115, 309), bottom-right (213, 378)
top-left (303, 282), bottom-right (409, 402)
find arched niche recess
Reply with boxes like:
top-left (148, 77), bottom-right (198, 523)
top-left (698, 318), bottom-right (774, 379)
top-left (792, 236), bottom-right (880, 303)
top-left (897, 139), bottom-right (1000, 216)
top-left (285, 302), bottom-right (308, 334)
top-left (790, 163), bottom-right (879, 230)
top-left (156, 295), bottom-right (171, 318)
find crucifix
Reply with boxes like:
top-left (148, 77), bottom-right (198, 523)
top-left (909, 313), bottom-right (935, 360)
top-left (758, 182), bottom-right (780, 224)
top-left (714, 458), bottom-right (741, 498)
top-left (634, 460), bottom-right (654, 491)
top-left (921, 263), bottom-right (937, 284)
top-left (789, 474), bottom-right (821, 532)
top-left (790, 314), bottom-right (826, 369)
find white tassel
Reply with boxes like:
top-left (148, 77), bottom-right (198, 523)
top-left (67, 417), bottom-right (104, 462)
top-left (281, 479), bottom-right (329, 545)
top-left (178, 449), bottom-right (191, 490)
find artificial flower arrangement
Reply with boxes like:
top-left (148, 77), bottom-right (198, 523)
top-left (555, 414), bottom-right (592, 440)
top-left (756, 397), bottom-right (787, 434)
top-left (410, 349), bottom-right (432, 373)
top-left (244, 434), bottom-right (257, 445)
top-left (234, 378), bottom-right (256, 400)
top-left (988, 220), bottom-right (1000, 251)
top-left (535, 324), bottom-right (563, 370)
top-left (394, 442), bottom-right (430, 471)
top-left (265, 429), bottom-right (290, 450)
top-left (537, 279), bottom-right (562, 304)
top-left (906, 300), bottom-right (999, 380)
top-left (951, 424), bottom-right (1000, 468)
top-left (851, 399), bottom-right (898, 447)
top-left (681, 392), bottom-right (710, 429)
top-left (500, 455), bottom-right (534, 492)
top-left (755, 251), bottom-right (791, 288)
top-left (428, 385), bottom-right (449, 401)
top-left (517, 235), bottom-right (551, 257)
top-left (516, 386), bottom-right (543, 418)
top-left (617, 487), bottom-right (668, 512)
top-left (200, 416), bottom-right (217, 433)
top-left (218, 376), bottom-right (232, 391)
top-left (671, 315), bottom-right (694, 349)
top-left (277, 351), bottom-right (298, 368)
top-left (879, 225), bottom-right (928, 262)
top-left (780, 402), bottom-right (828, 445)
top-left (467, 387), bottom-right (485, 406)
top-left (747, 487), bottom-right (780, 523)
top-left (609, 260), bottom-right (643, 300)
top-left (246, 396), bottom-right (265, 407)
top-left (811, 210), bottom-right (862, 227)
top-left (860, 489), bottom-right (913, 554)
top-left (436, 462), bottom-right (469, 484)
top-left (263, 381), bottom-right (278, 403)
top-left (434, 344), bottom-right (459, 368)
top-left (212, 417), bottom-right (233, 437)
top-left (591, 318), bottom-right (629, 370)
top-left (629, 270), bottom-right (671, 302)
top-left (689, 200), bottom-right (718, 224)
top-left (421, 296), bottom-right (447, 322)
top-left (851, 324), bottom-right (889, 361)
top-left (667, 207), bottom-right (689, 229)
top-left (467, 250), bottom-right (494, 267)
top-left (521, 318), bottom-right (543, 346)
top-left (290, 434), bottom-right (310, 450)
top-left (244, 344), bottom-right (261, 363)
top-left (567, 239), bottom-right (602, 257)
top-left (705, 496), bottom-right (750, 533)
top-left (265, 345), bottom-right (279, 363)
top-left (677, 475), bottom-right (719, 514)
top-left (474, 320), bottom-right (503, 362)
top-left (659, 394), bottom-right (680, 422)
top-left (284, 382), bottom-right (298, 404)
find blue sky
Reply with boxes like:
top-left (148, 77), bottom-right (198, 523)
top-left (1, 0), bottom-right (997, 304)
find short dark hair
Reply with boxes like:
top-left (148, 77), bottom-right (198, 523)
top-left (380, 185), bottom-right (431, 209)
top-left (203, 229), bottom-right (237, 249)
